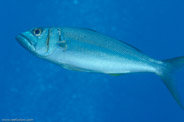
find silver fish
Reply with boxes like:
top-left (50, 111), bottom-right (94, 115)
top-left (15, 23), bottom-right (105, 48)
top-left (16, 27), bottom-right (184, 109)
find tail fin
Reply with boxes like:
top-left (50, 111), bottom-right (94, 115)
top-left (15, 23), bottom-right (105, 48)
top-left (158, 56), bottom-right (184, 109)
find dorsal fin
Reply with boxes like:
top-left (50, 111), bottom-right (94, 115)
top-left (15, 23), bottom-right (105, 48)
top-left (119, 40), bottom-right (142, 53)
top-left (81, 28), bottom-right (142, 53)
top-left (81, 28), bottom-right (97, 32)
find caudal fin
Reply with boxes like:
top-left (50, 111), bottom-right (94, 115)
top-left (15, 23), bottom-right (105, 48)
top-left (158, 56), bottom-right (184, 109)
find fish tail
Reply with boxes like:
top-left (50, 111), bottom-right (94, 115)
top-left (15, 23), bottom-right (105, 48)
top-left (156, 56), bottom-right (184, 109)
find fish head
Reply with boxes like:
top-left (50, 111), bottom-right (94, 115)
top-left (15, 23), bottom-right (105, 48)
top-left (16, 27), bottom-right (58, 57)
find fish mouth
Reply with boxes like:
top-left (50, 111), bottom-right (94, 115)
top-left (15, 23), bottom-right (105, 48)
top-left (16, 34), bottom-right (36, 52)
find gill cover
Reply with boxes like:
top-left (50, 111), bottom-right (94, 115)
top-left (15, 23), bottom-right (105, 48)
top-left (33, 27), bottom-right (59, 57)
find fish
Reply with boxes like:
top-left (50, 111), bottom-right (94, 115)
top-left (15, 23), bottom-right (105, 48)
top-left (16, 27), bottom-right (184, 109)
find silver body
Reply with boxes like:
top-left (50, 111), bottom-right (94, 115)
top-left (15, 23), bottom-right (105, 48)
top-left (44, 27), bottom-right (162, 74)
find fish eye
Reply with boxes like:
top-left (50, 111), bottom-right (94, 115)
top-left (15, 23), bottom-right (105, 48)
top-left (32, 28), bottom-right (42, 36)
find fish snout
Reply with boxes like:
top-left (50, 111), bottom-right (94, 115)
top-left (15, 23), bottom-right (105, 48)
top-left (16, 33), bottom-right (36, 52)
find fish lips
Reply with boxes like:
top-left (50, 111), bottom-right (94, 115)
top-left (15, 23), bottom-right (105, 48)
top-left (16, 34), bottom-right (36, 52)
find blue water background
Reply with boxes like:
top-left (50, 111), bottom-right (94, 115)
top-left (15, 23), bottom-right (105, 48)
top-left (0, 0), bottom-right (184, 121)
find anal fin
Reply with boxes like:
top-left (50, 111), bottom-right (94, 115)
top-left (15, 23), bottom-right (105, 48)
top-left (108, 73), bottom-right (123, 76)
